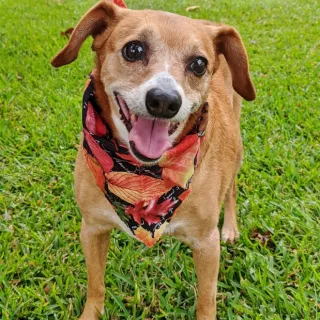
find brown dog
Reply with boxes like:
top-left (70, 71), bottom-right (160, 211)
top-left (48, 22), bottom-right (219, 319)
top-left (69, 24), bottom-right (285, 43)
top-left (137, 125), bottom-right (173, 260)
top-left (51, 1), bottom-right (255, 319)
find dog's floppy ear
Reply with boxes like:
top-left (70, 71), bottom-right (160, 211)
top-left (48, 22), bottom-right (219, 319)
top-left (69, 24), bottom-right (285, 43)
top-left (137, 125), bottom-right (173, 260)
top-left (51, 0), bottom-right (121, 68)
top-left (210, 25), bottom-right (256, 101)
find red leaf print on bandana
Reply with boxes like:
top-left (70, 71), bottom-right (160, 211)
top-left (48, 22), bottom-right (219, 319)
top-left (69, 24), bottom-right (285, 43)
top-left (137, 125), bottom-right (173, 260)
top-left (84, 129), bottom-right (114, 173)
top-left (126, 198), bottom-right (177, 225)
top-left (105, 172), bottom-right (167, 204)
top-left (115, 151), bottom-right (141, 166)
top-left (112, 0), bottom-right (127, 8)
top-left (160, 134), bottom-right (200, 189)
top-left (83, 149), bottom-right (105, 192)
top-left (134, 227), bottom-right (158, 247)
top-left (86, 102), bottom-right (107, 137)
top-left (134, 222), bottom-right (168, 248)
top-left (178, 188), bottom-right (192, 202)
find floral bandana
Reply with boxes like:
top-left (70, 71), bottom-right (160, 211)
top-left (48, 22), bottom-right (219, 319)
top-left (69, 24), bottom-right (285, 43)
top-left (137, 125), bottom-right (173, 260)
top-left (82, 76), bottom-right (208, 247)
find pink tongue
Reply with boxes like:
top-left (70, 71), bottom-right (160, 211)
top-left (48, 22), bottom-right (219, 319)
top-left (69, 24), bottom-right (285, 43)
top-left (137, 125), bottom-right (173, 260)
top-left (129, 117), bottom-right (172, 159)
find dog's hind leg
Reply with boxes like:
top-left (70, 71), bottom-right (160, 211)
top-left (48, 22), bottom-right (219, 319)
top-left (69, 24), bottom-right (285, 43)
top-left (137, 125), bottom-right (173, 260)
top-left (79, 220), bottom-right (111, 320)
top-left (221, 180), bottom-right (239, 243)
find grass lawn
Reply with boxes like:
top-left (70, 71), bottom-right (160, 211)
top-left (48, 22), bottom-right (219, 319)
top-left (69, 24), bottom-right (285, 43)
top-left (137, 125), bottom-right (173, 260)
top-left (1, 0), bottom-right (319, 319)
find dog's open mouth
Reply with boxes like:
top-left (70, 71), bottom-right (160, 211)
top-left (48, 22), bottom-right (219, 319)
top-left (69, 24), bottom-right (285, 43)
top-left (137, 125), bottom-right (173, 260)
top-left (115, 92), bottom-right (179, 162)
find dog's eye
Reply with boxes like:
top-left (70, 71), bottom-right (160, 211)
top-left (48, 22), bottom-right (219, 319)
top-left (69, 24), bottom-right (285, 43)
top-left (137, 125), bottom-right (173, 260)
top-left (188, 57), bottom-right (208, 76)
top-left (122, 41), bottom-right (144, 62)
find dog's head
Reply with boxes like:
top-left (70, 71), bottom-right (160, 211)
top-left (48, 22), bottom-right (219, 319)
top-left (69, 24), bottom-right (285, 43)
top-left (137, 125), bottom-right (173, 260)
top-left (52, 0), bottom-right (255, 163)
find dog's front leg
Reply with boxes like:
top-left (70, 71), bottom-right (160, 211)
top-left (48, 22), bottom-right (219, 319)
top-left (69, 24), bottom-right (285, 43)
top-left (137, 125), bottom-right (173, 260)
top-left (193, 228), bottom-right (220, 320)
top-left (79, 220), bottom-right (111, 320)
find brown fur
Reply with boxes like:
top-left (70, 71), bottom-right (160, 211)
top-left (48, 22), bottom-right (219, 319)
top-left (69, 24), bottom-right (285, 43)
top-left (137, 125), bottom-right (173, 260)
top-left (51, 1), bottom-right (255, 319)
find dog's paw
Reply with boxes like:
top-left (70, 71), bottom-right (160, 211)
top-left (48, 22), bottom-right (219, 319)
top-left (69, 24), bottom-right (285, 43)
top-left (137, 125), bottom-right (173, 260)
top-left (221, 225), bottom-right (239, 243)
top-left (79, 302), bottom-right (104, 320)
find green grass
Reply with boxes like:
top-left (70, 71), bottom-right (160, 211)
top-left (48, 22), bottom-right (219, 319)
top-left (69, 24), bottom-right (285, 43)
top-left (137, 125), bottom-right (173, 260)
top-left (0, 0), bottom-right (319, 319)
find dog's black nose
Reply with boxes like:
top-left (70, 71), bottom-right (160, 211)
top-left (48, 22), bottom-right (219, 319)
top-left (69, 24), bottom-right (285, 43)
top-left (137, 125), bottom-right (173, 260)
top-left (146, 88), bottom-right (182, 119)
